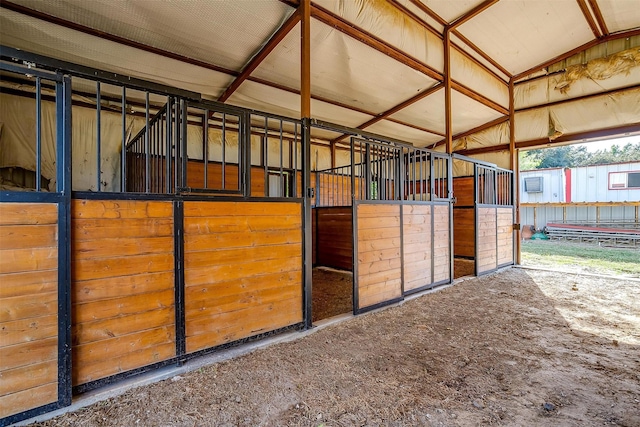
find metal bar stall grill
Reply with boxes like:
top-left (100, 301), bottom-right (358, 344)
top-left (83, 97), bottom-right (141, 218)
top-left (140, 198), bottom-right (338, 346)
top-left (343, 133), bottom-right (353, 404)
top-left (315, 164), bottom-right (356, 207)
top-left (350, 138), bottom-right (401, 202)
top-left (249, 112), bottom-right (303, 199)
top-left (125, 101), bottom-right (174, 193)
top-left (474, 163), bottom-right (515, 275)
top-left (0, 59), bottom-right (73, 426)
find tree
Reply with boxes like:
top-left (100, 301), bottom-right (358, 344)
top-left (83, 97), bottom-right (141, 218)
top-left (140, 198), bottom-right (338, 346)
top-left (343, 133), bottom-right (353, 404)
top-left (521, 142), bottom-right (640, 169)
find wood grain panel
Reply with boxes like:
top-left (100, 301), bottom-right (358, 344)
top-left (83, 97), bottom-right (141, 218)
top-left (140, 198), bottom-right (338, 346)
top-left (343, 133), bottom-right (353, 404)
top-left (316, 207), bottom-right (353, 271)
top-left (356, 204), bottom-right (402, 310)
top-left (403, 204), bottom-right (432, 292)
top-left (71, 199), bottom-right (175, 386)
top-left (497, 207), bottom-right (514, 266)
top-left (184, 201), bottom-right (303, 353)
top-left (0, 203), bottom-right (58, 418)
top-left (453, 176), bottom-right (474, 207)
top-left (453, 208), bottom-right (474, 258)
top-left (433, 205), bottom-right (451, 283)
top-left (476, 207), bottom-right (497, 273)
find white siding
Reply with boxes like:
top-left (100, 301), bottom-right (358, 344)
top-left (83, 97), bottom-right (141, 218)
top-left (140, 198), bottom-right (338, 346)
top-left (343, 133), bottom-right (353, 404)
top-left (521, 205), bottom-right (638, 229)
top-left (571, 162), bottom-right (640, 202)
top-left (520, 168), bottom-right (565, 203)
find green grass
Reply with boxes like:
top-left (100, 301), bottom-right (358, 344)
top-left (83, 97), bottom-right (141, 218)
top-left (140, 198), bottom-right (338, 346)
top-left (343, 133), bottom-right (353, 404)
top-left (521, 240), bottom-right (640, 277)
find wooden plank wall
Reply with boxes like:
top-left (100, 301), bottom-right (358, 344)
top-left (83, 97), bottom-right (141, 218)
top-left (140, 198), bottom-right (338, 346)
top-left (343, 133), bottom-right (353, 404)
top-left (71, 200), bottom-right (176, 386)
top-left (0, 203), bottom-right (59, 418)
top-left (433, 205), bottom-right (451, 283)
top-left (497, 207), bottom-right (514, 266)
top-left (453, 209), bottom-right (475, 258)
top-left (183, 201), bottom-right (303, 353)
top-left (187, 162), bottom-right (265, 197)
top-left (402, 204), bottom-right (432, 292)
top-left (315, 207), bottom-right (353, 271)
top-left (453, 176), bottom-right (474, 207)
top-left (356, 204), bottom-right (402, 310)
top-left (476, 207), bottom-right (498, 274)
top-left (453, 176), bottom-right (475, 258)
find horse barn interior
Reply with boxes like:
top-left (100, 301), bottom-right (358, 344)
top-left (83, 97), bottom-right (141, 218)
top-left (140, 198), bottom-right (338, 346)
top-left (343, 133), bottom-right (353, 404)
top-left (0, 0), bottom-right (638, 424)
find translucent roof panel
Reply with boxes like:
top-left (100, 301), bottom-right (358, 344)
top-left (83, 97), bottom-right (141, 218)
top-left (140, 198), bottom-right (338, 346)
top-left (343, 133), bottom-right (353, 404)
top-left (314, 0), bottom-right (444, 72)
top-left (366, 120), bottom-right (442, 147)
top-left (252, 20), bottom-right (438, 115)
top-left (228, 80), bottom-right (373, 130)
top-left (0, 9), bottom-right (233, 97)
top-left (597, 0), bottom-right (640, 33)
top-left (10, 0), bottom-right (294, 72)
top-left (457, 0), bottom-right (595, 75)
top-left (388, 89), bottom-right (446, 136)
top-left (451, 91), bottom-right (504, 135)
top-left (425, 0), bottom-right (485, 24)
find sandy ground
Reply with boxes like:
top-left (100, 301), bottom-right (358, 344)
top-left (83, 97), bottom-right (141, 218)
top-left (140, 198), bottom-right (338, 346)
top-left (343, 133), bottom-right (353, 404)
top-left (31, 268), bottom-right (639, 427)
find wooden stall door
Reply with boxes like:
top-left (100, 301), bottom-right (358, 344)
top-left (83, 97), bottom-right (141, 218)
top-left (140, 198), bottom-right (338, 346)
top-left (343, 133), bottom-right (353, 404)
top-left (497, 207), bottom-right (515, 267)
top-left (433, 204), bottom-right (452, 283)
top-left (71, 200), bottom-right (176, 387)
top-left (476, 207), bottom-right (498, 275)
top-left (402, 204), bottom-right (432, 293)
top-left (183, 201), bottom-right (303, 354)
top-left (355, 203), bottom-right (402, 312)
top-left (0, 203), bottom-right (60, 419)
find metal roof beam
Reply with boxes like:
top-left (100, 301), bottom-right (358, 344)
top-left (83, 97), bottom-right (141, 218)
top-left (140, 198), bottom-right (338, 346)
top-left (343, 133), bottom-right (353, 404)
top-left (0, 0), bottom-right (238, 78)
top-left (408, 0), bottom-right (447, 27)
top-left (588, 0), bottom-right (609, 36)
top-left (218, 10), bottom-right (300, 102)
top-left (311, 3), bottom-right (443, 82)
top-left (576, 0), bottom-right (602, 38)
top-left (451, 80), bottom-right (509, 115)
top-left (448, 0), bottom-right (499, 31)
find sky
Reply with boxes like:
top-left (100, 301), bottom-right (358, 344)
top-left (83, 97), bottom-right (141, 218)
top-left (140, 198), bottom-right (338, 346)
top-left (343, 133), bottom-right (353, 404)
top-left (573, 134), bottom-right (640, 153)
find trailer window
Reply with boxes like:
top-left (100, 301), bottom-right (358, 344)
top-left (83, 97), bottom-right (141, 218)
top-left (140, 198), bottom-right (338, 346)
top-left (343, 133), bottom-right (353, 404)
top-left (609, 171), bottom-right (640, 190)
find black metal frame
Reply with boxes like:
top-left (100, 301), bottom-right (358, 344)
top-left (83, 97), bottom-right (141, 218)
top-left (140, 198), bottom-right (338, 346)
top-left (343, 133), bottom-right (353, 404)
top-left (310, 129), bottom-right (456, 315)
top-left (0, 61), bottom-right (73, 426)
top-left (473, 162), bottom-right (515, 277)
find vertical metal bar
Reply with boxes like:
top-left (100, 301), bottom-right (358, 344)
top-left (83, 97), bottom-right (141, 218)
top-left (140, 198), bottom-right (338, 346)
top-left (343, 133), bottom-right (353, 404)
top-left (222, 113), bottom-right (227, 190)
top-left (56, 74), bottom-right (72, 409)
top-left (96, 81), bottom-right (102, 191)
top-left (181, 100), bottom-right (187, 189)
top-left (302, 117), bottom-right (313, 328)
top-left (430, 154), bottom-right (435, 201)
top-left (365, 143), bottom-right (371, 200)
top-left (243, 112), bottom-right (251, 197)
top-left (173, 200), bottom-right (186, 360)
top-left (165, 97), bottom-right (172, 194)
top-left (203, 111), bottom-right (208, 189)
top-left (154, 112), bottom-right (159, 193)
top-left (174, 101), bottom-right (179, 192)
top-left (121, 87), bottom-right (127, 192)
top-left (280, 119), bottom-right (284, 197)
top-left (120, 86), bottom-right (127, 193)
top-left (474, 163), bottom-right (479, 275)
top-left (35, 77), bottom-right (42, 191)
top-left (494, 169), bottom-right (498, 205)
top-left (264, 117), bottom-right (269, 197)
top-left (145, 92), bottom-right (150, 193)
top-left (294, 123), bottom-right (298, 197)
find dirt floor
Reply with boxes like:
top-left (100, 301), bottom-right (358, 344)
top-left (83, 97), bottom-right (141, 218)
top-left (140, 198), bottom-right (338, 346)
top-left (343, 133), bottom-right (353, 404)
top-left (312, 267), bottom-right (353, 322)
top-left (32, 268), bottom-right (639, 427)
top-left (454, 258), bottom-right (475, 279)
